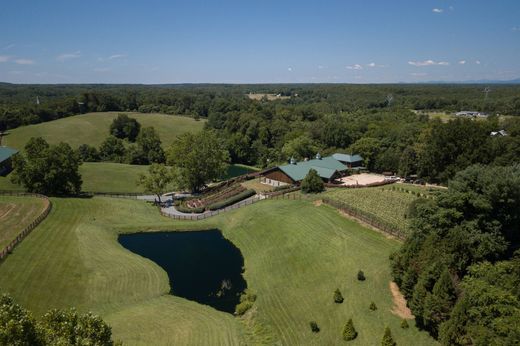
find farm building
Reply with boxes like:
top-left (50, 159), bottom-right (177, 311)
top-left (331, 153), bottom-right (364, 168)
top-left (0, 146), bottom-right (18, 176)
top-left (260, 154), bottom-right (353, 186)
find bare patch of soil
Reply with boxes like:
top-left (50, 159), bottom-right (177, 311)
top-left (389, 281), bottom-right (414, 319)
top-left (313, 199), bottom-right (323, 207)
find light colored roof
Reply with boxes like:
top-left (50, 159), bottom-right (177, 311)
top-left (332, 153), bottom-right (363, 163)
top-left (278, 156), bottom-right (347, 181)
top-left (0, 146), bottom-right (18, 163)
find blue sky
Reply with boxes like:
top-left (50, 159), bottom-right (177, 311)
top-left (1, 0), bottom-right (519, 84)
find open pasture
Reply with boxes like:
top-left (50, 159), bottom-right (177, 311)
top-left (4, 112), bottom-right (205, 150)
top-left (0, 195), bottom-right (47, 250)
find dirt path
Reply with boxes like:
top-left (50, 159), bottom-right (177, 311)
top-left (389, 282), bottom-right (414, 319)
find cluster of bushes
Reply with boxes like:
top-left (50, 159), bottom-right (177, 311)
top-left (0, 294), bottom-right (117, 345)
top-left (174, 204), bottom-right (205, 214)
top-left (207, 189), bottom-right (256, 210)
top-left (234, 289), bottom-right (257, 316)
top-left (76, 114), bottom-right (165, 165)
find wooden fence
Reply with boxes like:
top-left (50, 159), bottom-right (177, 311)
top-left (0, 192), bottom-right (52, 260)
top-left (159, 191), bottom-right (303, 221)
top-left (320, 197), bottom-right (406, 240)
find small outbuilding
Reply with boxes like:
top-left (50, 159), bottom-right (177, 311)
top-left (0, 146), bottom-right (18, 176)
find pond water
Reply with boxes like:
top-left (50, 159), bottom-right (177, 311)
top-left (118, 230), bottom-right (247, 313)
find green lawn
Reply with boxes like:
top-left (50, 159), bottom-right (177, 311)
top-left (323, 187), bottom-right (420, 234)
top-left (4, 112), bottom-right (205, 151)
top-left (0, 197), bottom-right (435, 345)
top-left (0, 195), bottom-right (47, 249)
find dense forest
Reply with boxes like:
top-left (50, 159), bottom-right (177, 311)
top-left (391, 164), bottom-right (520, 344)
top-left (1, 83), bottom-right (520, 184)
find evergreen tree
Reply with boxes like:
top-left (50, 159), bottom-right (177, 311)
top-left (357, 270), bottom-right (366, 281)
top-left (369, 302), bottom-right (377, 311)
top-left (342, 319), bottom-right (358, 341)
top-left (333, 288), bottom-right (344, 303)
top-left (381, 327), bottom-right (396, 346)
top-left (301, 169), bottom-right (324, 193)
top-left (309, 321), bottom-right (320, 333)
top-left (422, 268), bottom-right (457, 335)
top-left (400, 320), bottom-right (409, 329)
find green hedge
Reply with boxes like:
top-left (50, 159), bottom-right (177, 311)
top-left (273, 184), bottom-right (294, 192)
top-left (207, 189), bottom-right (256, 211)
top-left (175, 204), bottom-right (205, 214)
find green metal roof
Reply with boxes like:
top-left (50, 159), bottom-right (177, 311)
top-left (332, 153), bottom-right (363, 163)
top-left (279, 156), bottom-right (347, 181)
top-left (0, 146), bottom-right (18, 164)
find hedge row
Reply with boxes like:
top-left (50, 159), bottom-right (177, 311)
top-left (207, 189), bottom-right (256, 211)
top-left (175, 204), bottom-right (205, 214)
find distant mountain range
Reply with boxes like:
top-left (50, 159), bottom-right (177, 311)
top-left (418, 78), bottom-right (520, 85)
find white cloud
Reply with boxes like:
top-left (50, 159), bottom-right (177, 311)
top-left (475, 60), bottom-right (481, 65)
top-left (366, 62), bottom-right (385, 68)
top-left (408, 60), bottom-right (449, 67)
top-left (14, 58), bottom-right (34, 65)
top-left (108, 54), bottom-right (126, 60)
top-left (2, 44), bottom-right (15, 50)
top-left (56, 51), bottom-right (81, 62)
top-left (458, 60), bottom-right (466, 65)
top-left (318, 65), bottom-right (325, 69)
top-left (0, 55), bottom-right (9, 63)
top-left (449, 6), bottom-right (454, 11)
top-left (512, 26), bottom-right (520, 32)
top-left (287, 67), bottom-right (292, 72)
top-left (346, 64), bottom-right (363, 70)
top-left (432, 8), bottom-right (444, 13)
top-left (411, 72), bottom-right (428, 77)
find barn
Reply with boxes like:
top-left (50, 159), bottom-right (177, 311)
top-left (0, 146), bottom-right (18, 176)
top-left (331, 153), bottom-right (364, 168)
top-left (260, 154), bottom-right (349, 187)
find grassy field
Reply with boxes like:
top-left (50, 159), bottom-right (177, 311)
top-left (0, 197), bottom-right (435, 345)
top-left (4, 112), bottom-right (205, 151)
top-left (0, 195), bottom-right (47, 249)
top-left (0, 163), bottom-right (260, 194)
top-left (323, 186), bottom-right (420, 234)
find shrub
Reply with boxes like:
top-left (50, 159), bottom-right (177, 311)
top-left (234, 289), bottom-right (257, 315)
top-left (175, 204), bottom-right (205, 214)
top-left (357, 270), bottom-right (366, 281)
top-left (334, 289), bottom-right (344, 303)
top-left (309, 321), bottom-right (320, 333)
top-left (301, 169), bottom-right (324, 194)
top-left (342, 319), bottom-right (358, 341)
top-left (381, 327), bottom-right (396, 346)
top-left (400, 319), bottom-right (409, 329)
top-left (207, 189), bottom-right (256, 210)
top-left (369, 302), bottom-right (377, 311)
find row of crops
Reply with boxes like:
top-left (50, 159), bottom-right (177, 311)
top-left (323, 186), bottom-right (422, 234)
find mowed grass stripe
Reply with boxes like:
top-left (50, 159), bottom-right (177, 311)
top-left (0, 197), bottom-right (436, 345)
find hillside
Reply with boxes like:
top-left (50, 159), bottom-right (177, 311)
top-left (4, 112), bottom-right (205, 150)
top-left (0, 197), bottom-right (436, 345)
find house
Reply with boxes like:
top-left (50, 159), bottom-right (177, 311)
top-left (331, 153), bottom-right (364, 168)
top-left (0, 146), bottom-right (18, 176)
top-left (260, 154), bottom-right (349, 187)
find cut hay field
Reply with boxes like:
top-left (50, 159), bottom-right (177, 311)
top-left (0, 195), bottom-right (47, 249)
top-left (323, 187), bottom-right (421, 234)
top-left (4, 112), bottom-right (205, 151)
top-left (0, 197), bottom-right (436, 345)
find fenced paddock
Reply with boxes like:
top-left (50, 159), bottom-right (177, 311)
top-left (0, 192), bottom-right (52, 260)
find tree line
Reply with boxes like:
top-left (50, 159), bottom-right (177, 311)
top-left (390, 164), bottom-right (520, 344)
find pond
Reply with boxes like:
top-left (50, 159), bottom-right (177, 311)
top-left (118, 230), bottom-right (247, 313)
